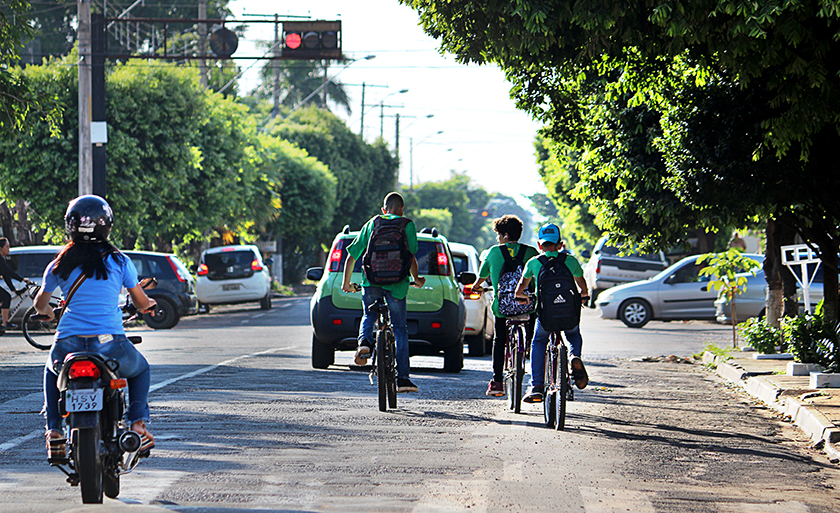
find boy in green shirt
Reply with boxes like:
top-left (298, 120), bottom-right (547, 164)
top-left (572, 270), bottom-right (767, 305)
top-left (515, 223), bottom-right (590, 403)
top-left (341, 192), bottom-right (425, 393)
top-left (472, 215), bottom-right (539, 397)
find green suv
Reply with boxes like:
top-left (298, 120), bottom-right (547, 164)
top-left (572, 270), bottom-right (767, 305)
top-left (306, 227), bottom-right (475, 373)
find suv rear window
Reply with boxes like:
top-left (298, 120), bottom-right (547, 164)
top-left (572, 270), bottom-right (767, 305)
top-left (128, 254), bottom-right (175, 280)
top-left (330, 239), bottom-right (449, 276)
top-left (9, 252), bottom-right (58, 278)
top-left (204, 250), bottom-right (257, 280)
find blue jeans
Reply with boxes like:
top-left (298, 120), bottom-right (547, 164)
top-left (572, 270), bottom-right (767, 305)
top-left (44, 334), bottom-right (150, 431)
top-left (359, 286), bottom-right (410, 380)
top-left (529, 318), bottom-right (583, 388)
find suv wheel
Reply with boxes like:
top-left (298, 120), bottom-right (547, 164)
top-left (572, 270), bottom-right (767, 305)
top-left (260, 292), bottom-right (271, 310)
top-left (311, 334), bottom-right (335, 369)
top-left (619, 299), bottom-right (652, 328)
top-left (144, 297), bottom-right (179, 330)
top-left (442, 340), bottom-right (464, 373)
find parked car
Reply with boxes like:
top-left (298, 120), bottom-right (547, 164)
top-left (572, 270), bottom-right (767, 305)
top-left (306, 226), bottom-right (472, 372)
top-left (195, 245), bottom-right (272, 311)
top-left (2, 245), bottom-right (63, 322)
top-left (583, 235), bottom-right (670, 307)
top-left (595, 253), bottom-right (764, 328)
top-left (448, 242), bottom-right (494, 356)
top-left (122, 250), bottom-right (198, 329)
top-left (715, 262), bottom-right (824, 323)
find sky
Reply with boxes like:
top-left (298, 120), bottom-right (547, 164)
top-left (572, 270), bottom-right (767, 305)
top-left (227, 0), bottom-right (547, 202)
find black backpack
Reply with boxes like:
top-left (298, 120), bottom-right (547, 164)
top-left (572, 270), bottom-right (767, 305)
top-left (362, 216), bottom-right (412, 286)
top-left (536, 253), bottom-right (581, 332)
top-left (496, 244), bottom-right (535, 317)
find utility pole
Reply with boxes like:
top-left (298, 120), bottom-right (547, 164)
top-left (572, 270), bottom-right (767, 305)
top-left (77, 0), bottom-right (92, 195)
top-left (272, 14), bottom-right (280, 118)
top-left (91, 13), bottom-right (107, 197)
top-left (198, 0), bottom-right (207, 87)
top-left (360, 82), bottom-right (366, 135)
top-left (395, 113), bottom-right (400, 158)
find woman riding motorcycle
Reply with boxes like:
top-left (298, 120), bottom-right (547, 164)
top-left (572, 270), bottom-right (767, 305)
top-left (35, 195), bottom-right (157, 457)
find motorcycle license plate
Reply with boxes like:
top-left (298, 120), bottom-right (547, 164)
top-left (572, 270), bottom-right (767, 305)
top-left (66, 389), bottom-right (104, 412)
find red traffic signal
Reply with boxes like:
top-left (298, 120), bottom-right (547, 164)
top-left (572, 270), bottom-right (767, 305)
top-left (282, 21), bottom-right (341, 59)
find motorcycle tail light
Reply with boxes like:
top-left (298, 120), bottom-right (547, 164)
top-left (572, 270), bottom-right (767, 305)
top-left (251, 259), bottom-right (263, 272)
top-left (110, 379), bottom-right (127, 389)
top-left (68, 361), bottom-right (100, 380)
top-left (197, 263), bottom-right (209, 276)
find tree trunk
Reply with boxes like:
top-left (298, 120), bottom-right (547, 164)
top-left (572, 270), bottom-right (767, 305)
top-left (820, 242), bottom-right (839, 323)
top-left (780, 218), bottom-right (799, 318)
top-left (764, 218), bottom-right (783, 328)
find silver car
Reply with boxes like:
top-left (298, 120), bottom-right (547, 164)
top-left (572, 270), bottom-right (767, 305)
top-left (714, 264), bottom-right (823, 323)
top-left (596, 253), bottom-right (764, 328)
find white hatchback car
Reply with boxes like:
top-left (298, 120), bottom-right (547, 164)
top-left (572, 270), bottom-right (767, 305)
top-left (449, 242), bottom-right (494, 356)
top-left (195, 245), bottom-right (272, 311)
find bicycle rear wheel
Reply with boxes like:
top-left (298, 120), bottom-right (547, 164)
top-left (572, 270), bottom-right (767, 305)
top-left (543, 342), bottom-right (556, 428)
top-left (386, 331), bottom-right (397, 409)
top-left (22, 305), bottom-right (57, 350)
top-left (376, 330), bottom-right (388, 412)
top-left (505, 326), bottom-right (524, 413)
top-left (556, 347), bottom-right (568, 431)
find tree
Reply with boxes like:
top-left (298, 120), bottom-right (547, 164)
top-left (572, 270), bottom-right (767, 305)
top-left (402, 0), bottom-right (840, 320)
top-left (252, 59), bottom-right (351, 114)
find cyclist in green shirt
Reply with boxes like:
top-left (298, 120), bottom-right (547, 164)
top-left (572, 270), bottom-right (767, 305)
top-left (341, 192), bottom-right (425, 393)
top-left (472, 215), bottom-right (539, 397)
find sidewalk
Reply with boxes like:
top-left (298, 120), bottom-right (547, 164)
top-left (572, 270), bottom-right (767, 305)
top-left (704, 351), bottom-right (840, 463)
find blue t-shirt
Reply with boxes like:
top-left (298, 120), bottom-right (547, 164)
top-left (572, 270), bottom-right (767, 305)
top-left (42, 253), bottom-right (139, 338)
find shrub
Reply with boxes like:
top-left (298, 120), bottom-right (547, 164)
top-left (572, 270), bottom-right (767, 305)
top-left (738, 317), bottom-right (782, 354)
top-left (781, 301), bottom-right (840, 372)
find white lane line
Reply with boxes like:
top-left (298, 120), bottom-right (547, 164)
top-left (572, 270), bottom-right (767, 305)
top-left (0, 346), bottom-right (297, 453)
top-left (150, 345), bottom-right (295, 392)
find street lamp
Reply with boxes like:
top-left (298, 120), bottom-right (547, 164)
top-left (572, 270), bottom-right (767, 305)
top-left (410, 130), bottom-right (444, 190)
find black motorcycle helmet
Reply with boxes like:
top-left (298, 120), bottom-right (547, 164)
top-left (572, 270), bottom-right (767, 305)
top-left (65, 195), bottom-right (114, 243)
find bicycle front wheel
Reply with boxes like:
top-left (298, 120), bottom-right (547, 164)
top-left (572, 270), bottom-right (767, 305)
top-left (386, 331), bottom-right (397, 409)
top-left (556, 347), bottom-right (568, 431)
top-left (376, 330), bottom-right (395, 412)
top-left (23, 305), bottom-right (56, 350)
top-left (543, 342), bottom-right (556, 428)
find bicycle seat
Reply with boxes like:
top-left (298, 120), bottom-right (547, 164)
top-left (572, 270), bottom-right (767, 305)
top-left (370, 298), bottom-right (388, 315)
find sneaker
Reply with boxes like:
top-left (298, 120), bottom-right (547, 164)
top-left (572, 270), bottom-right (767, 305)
top-left (397, 378), bottom-right (418, 393)
top-left (485, 381), bottom-right (505, 397)
top-left (523, 385), bottom-right (544, 403)
top-left (354, 340), bottom-right (373, 366)
top-left (571, 357), bottom-right (589, 389)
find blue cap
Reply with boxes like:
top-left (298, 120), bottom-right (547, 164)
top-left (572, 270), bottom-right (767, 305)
top-left (538, 223), bottom-right (561, 244)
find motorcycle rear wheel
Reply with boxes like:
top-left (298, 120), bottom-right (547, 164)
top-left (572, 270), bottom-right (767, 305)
top-left (76, 426), bottom-right (104, 503)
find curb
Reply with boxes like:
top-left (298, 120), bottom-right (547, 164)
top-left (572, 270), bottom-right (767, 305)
top-left (706, 353), bottom-right (840, 464)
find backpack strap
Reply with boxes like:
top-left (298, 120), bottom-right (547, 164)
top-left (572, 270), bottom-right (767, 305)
top-left (56, 272), bottom-right (87, 322)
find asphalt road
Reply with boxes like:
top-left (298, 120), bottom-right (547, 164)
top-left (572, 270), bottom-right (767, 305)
top-left (0, 299), bottom-right (838, 512)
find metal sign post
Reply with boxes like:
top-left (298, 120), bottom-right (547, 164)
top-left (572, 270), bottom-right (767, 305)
top-left (781, 244), bottom-right (822, 313)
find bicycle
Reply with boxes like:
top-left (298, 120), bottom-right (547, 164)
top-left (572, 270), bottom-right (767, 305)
top-left (2, 282), bottom-right (64, 350)
top-left (542, 330), bottom-right (571, 430)
top-left (504, 314), bottom-right (531, 414)
top-left (351, 283), bottom-right (397, 412)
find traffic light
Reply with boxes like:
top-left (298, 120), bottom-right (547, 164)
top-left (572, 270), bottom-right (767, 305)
top-left (283, 21), bottom-right (341, 59)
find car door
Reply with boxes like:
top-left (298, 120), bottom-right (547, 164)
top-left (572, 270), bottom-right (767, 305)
top-left (656, 258), bottom-right (718, 319)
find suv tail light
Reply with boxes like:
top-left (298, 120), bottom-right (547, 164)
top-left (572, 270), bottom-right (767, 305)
top-left (166, 256), bottom-right (188, 282)
top-left (197, 263), bottom-right (209, 276)
top-left (251, 259), bottom-right (263, 272)
top-left (436, 242), bottom-right (450, 276)
top-left (68, 361), bottom-right (100, 380)
top-left (595, 257), bottom-right (601, 275)
top-left (328, 240), bottom-right (345, 272)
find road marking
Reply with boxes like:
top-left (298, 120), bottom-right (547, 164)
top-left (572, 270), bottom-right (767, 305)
top-left (0, 346), bottom-right (297, 454)
top-left (117, 469), bottom-right (187, 505)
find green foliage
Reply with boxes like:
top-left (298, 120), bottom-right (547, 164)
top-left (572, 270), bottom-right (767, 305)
top-left (782, 301), bottom-right (840, 372)
top-left (738, 317), bottom-right (782, 355)
top-left (414, 208), bottom-right (453, 237)
top-left (270, 106), bottom-right (397, 236)
top-left (698, 249), bottom-right (761, 303)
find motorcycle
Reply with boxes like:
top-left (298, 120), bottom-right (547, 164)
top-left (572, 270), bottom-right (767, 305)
top-left (46, 277), bottom-right (158, 504)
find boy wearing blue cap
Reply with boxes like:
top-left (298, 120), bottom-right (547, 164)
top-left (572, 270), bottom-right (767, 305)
top-left (515, 223), bottom-right (589, 403)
